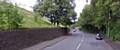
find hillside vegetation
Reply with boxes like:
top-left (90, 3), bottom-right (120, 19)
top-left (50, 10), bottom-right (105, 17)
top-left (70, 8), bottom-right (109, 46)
top-left (18, 8), bottom-right (54, 28)
top-left (0, 0), bottom-right (53, 30)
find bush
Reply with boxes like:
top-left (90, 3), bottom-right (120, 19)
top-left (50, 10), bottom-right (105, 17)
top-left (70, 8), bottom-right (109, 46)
top-left (109, 22), bottom-right (120, 41)
top-left (80, 24), bottom-right (99, 33)
top-left (0, 1), bottom-right (23, 30)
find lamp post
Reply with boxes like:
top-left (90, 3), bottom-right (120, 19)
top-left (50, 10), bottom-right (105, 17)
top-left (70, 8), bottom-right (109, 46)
top-left (107, 10), bottom-right (112, 37)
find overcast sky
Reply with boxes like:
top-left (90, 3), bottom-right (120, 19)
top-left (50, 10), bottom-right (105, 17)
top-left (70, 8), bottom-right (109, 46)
top-left (10, 0), bottom-right (90, 17)
top-left (74, 0), bottom-right (90, 18)
top-left (10, 0), bottom-right (37, 11)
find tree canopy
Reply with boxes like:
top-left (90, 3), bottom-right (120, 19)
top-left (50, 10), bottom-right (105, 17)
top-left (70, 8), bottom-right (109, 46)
top-left (78, 0), bottom-right (120, 41)
top-left (34, 0), bottom-right (76, 26)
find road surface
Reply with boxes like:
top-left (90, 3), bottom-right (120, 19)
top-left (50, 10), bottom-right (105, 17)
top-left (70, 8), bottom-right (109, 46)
top-left (43, 28), bottom-right (113, 50)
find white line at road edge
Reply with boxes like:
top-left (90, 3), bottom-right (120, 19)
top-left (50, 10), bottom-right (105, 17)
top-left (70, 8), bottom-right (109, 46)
top-left (76, 33), bottom-right (85, 50)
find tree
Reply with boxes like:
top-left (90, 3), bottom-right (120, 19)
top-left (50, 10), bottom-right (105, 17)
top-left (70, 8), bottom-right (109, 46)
top-left (78, 0), bottom-right (120, 40)
top-left (34, 0), bottom-right (76, 26)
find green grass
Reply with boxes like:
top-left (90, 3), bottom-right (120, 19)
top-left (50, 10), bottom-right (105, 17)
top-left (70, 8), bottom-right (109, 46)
top-left (17, 8), bottom-right (54, 28)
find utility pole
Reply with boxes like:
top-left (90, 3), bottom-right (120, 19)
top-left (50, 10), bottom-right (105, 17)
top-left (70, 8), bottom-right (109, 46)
top-left (107, 10), bottom-right (112, 37)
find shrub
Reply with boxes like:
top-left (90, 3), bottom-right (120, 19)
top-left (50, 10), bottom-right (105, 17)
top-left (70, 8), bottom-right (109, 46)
top-left (0, 1), bottom-right (23, 30)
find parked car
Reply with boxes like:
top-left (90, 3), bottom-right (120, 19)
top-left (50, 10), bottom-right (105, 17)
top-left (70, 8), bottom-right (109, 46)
top-left (96, 33), bottom-right (103, 40)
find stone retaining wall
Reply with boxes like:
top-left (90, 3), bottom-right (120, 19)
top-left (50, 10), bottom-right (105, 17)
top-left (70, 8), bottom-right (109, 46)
top-left (0, 28), bottom-right (68, 50)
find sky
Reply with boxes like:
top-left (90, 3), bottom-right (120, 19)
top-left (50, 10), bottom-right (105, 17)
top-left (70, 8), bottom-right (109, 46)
top-left (74, 0), bottom-right (90, 18)
top-left (10, 0), bottom-right (91, 18)
top-left (10, 0), bottom-right (37, 11)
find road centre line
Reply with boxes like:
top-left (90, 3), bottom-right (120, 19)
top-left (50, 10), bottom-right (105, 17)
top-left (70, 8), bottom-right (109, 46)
top-left (76, 33), bottom-right (85, 50)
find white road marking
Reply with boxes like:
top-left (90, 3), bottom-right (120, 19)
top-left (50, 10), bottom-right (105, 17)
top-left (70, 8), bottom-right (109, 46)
top-left (76, 34), bottom-right (85, 50)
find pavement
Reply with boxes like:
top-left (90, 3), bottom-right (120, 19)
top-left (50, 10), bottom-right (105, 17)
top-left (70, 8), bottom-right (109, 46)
top-left (105, 39), bottom-right (120, 50)
top-left (42, 27), bottom-right (113, 50)
top-left (22, 36), bottom-right (67, 50)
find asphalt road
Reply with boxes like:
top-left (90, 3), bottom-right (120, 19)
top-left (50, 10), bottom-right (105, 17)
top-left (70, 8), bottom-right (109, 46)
top-left (43, 28), bottom-right (113, 50)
